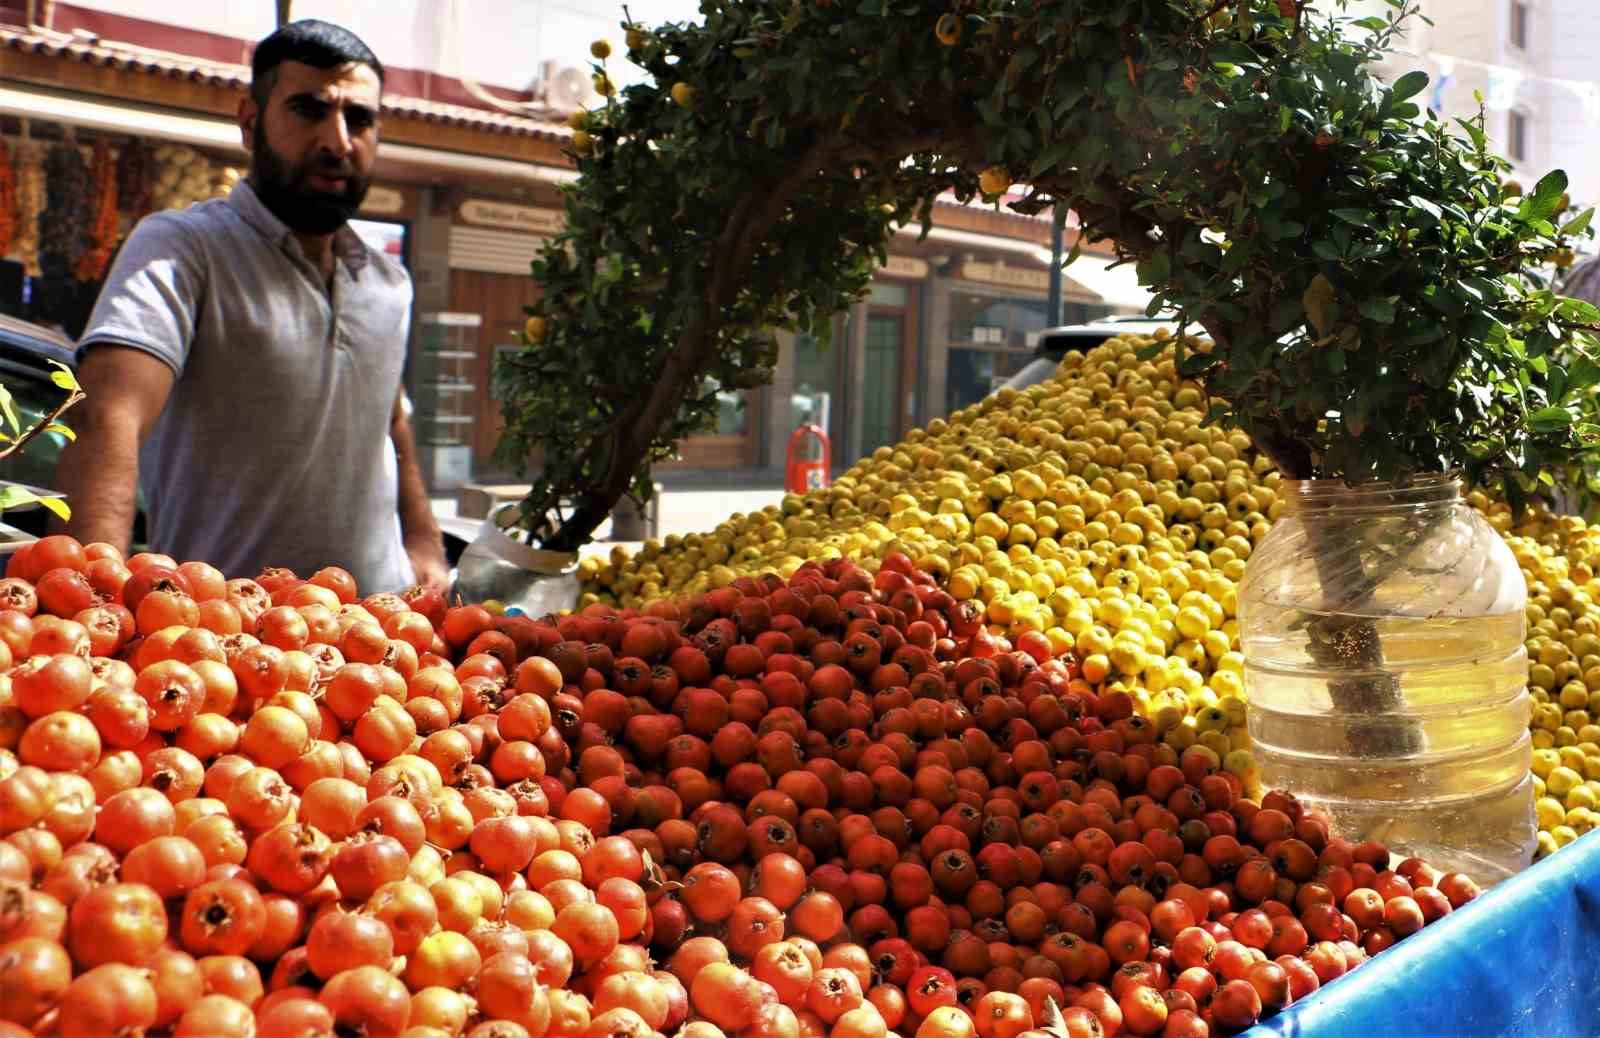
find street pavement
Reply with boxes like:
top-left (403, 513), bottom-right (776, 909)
top-left (431, 470), bottom-right (789, 561)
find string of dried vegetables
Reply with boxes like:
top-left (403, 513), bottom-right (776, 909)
top-left (75, 139), bottom-right (120, 282)
top-left (39, 138), bottom-right (89, 281)
top-left (13, 140), bottom-right (44, 277)
top-left (0, 137), bottom-right (16, 258)
top-left (115, 137), bottom-right (150, 219)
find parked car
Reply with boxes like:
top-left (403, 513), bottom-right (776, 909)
top-left (1002, 314), bottom-right (1188, 392)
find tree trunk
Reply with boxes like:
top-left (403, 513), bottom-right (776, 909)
top-left (1296, 507), bottom-right (1426, 758)
top-left (1188, 317), bottom-right (1425, 757)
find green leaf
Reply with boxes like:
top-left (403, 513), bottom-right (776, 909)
top-left (0, 485), bottom-right (69, 520)
top-left (1525, 170), bottom-right (1568, 221)
top-left (0, 386), bottom-right (17, 438)
top-left (1303, 274), bottom-right (1336, 336)
top-left (1030, 140), bottom-right (1076, 179)
top-left (1407, 196), bottom-right (1442, 223)
top-left (1390, 70), bottom-right (1429, 104)
top-left (49, 365), bottom-right (80, 392)
top-left (1560, 207), bottom-right (1593, 238)
top-left (44, 423), bottom-right (75, 442)
top-left (1528, 406), bottom-right (1574, 433)
top-left (1358, 297), bottom-right (1396, 324)
top-left (1566, 357), bottom-right (1600, 396)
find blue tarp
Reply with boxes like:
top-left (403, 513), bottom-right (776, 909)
top-left (1247, 830), bottom-right (1600, 1037)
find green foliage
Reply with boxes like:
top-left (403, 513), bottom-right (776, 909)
top-left (497, 0), bottom-right (1600, 551)
top-left (0, 361), bottom-right (82, 521)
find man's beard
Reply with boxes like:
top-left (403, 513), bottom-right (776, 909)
top-left (248, 119), bottom-right (371, 235)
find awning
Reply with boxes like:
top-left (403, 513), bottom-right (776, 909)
top-left (0, 82), bottom-right (577, 187)
top-left (1050, 251), bottom-right (1154, 312)
top-left (892, 225), bottom-right (1097, 298)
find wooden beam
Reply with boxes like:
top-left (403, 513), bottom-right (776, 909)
top-left (2, 49), bottom-right (575, 168)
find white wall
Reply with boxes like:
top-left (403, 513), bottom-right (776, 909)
top-left (1342, 0), bottom-right (1600, 208)
top-left (62, 0), bottom-right (274, 39)
top-left (66, 0), bottom-right (705, 91)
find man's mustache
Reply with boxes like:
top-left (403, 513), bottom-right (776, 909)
top-left (305, 159), bottom-right (360, 180)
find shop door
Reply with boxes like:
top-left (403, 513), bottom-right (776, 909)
top-left (447, 270), bottom-right (538, 475)
top-left (862, 314), bottom-right (904, 457)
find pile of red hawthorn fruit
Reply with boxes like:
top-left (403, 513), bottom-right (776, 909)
top-left (0, 536), bottom-right (1479, 1038)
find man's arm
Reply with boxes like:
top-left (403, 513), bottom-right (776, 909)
top-left (391, 388), bottom-right (449, 593)
top-left (49, 347), bottom-right (176, 550)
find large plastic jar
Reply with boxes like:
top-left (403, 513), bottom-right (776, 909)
top-left (1238, 475), bottom-right (1535, 884)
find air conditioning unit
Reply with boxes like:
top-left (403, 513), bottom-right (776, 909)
top-left (537, 60), bottom-right (600, 113)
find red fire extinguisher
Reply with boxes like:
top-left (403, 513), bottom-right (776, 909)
top-left (786, 424), bottom-right (831, 494)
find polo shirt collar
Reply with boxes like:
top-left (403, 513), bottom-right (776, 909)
top-left (227, 178), bottom-right (371, 275)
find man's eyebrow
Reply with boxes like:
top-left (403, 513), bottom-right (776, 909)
top-left (282, 93), bottom-right (379, 117)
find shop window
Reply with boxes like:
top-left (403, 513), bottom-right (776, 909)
top-left (704, 377), bottom-right (750, 436)
top-left (868, 282), bottom-right (909, 308)
top-left (941, 289), bottom-right (1115, 414)
top-left (948, 291), bottom-right (1050, 349)
top-left (791, 331), bottom-right (837, 434)
top-left (946, 348), bottom-right (1034, 413)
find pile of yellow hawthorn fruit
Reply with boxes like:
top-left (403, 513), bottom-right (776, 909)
top-left (581, 331), bottom-right (1600, 859)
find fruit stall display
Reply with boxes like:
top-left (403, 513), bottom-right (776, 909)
top-left (580, 332), bottom-right (1600, 860)
top-left (0, 526), bottom-right (1482, 1037)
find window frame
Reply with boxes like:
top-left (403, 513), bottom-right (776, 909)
top-left (1507, 108), bottom-right (1529, 163)
top-left (1509, 0), bottom-right (1529, 50)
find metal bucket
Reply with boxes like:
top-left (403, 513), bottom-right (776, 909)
top-left (453, 504), bottom-right (580, 617)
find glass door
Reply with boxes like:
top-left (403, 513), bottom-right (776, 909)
top-left (862, 314), bottom-right (904, 457)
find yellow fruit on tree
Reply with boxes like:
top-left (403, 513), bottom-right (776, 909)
top-left (978, 167), bottom-right (1012, 196)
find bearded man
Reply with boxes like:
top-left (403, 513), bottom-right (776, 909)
top-left (54, 20), bottom-right (446, 594)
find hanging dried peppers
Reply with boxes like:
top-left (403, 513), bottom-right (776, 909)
top-left (75, 139), bottom-right (120, 282)
top-left (0, 137), bottom-right (16, 258)
top-left (115, 137), bottom-right (150, 220)
top-left (39, 138), bottom-right (90, 281)
top-left (13, 141), bottom-right (44, 277)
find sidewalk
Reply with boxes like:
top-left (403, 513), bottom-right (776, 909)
top-left (431, 468), bottom-right (789, 560)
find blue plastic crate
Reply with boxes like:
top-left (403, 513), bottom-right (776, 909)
top-left (1247, 829), bottom-right (1600, 1037)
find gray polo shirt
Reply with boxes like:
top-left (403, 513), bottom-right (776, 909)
top-left (78, 179), bottom-right (416, 592)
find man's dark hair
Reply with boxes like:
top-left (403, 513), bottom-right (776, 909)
top-left (251, 20), bottom-right (384, 106)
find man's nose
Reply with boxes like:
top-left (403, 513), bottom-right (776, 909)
top-left (317, 111), bottom-right (353, 158)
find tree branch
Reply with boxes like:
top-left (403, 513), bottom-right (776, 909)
top-left (0, 391), bottom-right (83, 462)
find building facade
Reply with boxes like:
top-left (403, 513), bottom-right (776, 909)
top-left (1348, 0), bottom-right (1600, 207)
top-left (1, 0), bottom-right (1149, 487)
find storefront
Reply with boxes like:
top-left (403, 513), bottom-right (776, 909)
top-left (0, 21), bottom-right (1144, 488)
top-left (762, 237), bottom-right (1126, 474)
top-left (934, 256), bottom-right (1107, 416)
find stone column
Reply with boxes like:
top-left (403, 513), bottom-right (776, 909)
top-left (763, 331), bottom-right (798, 470)
top-left (844, 299), bottom-right (869, 466)
top-left (924, 271), bottom-right (952, 425)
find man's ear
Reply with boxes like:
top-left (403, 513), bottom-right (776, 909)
top-left (237, 95), bottom-right (259, 153)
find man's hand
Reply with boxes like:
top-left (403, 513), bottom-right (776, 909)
top-left (406, 535), bottom-right (451, 596)
top-left (390, 388), bottom-right (450, 596)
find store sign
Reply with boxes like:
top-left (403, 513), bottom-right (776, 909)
top-left (360, 186), bottom-right (406, 216)
top-left (959, 259), bottom-right (1051, 292)
top-left (458, 199), bottom-right (565, 235)
top-left (879, 255), bottom-right (930, 280)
